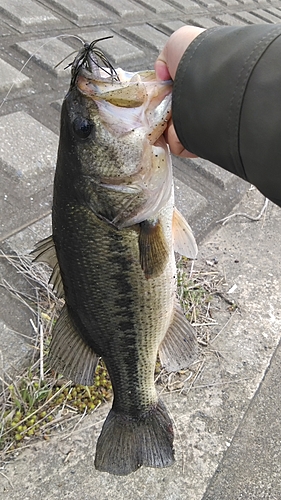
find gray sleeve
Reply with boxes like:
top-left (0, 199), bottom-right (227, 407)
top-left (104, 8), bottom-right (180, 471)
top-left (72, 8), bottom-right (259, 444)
top-left (173, 24), bottom-right (281, 206)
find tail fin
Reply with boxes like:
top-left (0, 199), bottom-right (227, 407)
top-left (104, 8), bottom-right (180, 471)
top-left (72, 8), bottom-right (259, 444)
top-left (94, 400), bottom-right (174, 475)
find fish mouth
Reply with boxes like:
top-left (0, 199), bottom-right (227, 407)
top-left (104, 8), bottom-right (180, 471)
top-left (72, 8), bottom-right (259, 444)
top-left (76, 74), bottom-right (149, 108)
top-left (69, 38), bottom-right (172, 110)
top-left (76, 70), bottom-right (173, 112)
top-left (67, 37), bottom-right (174, 230)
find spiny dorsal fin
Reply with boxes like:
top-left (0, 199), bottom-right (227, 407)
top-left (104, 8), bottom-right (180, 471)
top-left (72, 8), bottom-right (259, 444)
top-left (49, 305), bottom-right (99, 385)
top-left (32, 235), bottom-right (64, 298)
top-left (32, 235), bottom-right (57, 266)
top-left (138, 219), bottom-right (169, 279)
top-left (159, 301), bottom-right (198, 372)
top-left (173, 207), bottom-right (198, 259)
top-left (49, 262), bottom-right (64, 299)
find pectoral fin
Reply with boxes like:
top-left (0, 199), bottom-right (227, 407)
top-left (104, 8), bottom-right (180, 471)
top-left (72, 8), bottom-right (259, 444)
top-left (138, 219), bottom-right (169, 279)
top-left (49, 305), bottom-right (99, 385)
top-left (32, 235), bottom-right (64, 298)
top-left (159, 301), bottom-right (198, 372)
top-left (173, 208), bottom-right (198, 259)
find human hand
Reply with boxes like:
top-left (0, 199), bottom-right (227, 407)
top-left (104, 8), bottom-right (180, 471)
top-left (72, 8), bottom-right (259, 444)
top-left (155, 26), bottom-right (205, 158)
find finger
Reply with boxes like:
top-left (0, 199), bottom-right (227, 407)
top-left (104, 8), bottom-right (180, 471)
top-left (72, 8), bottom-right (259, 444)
top-left (166, 122), bottom-right (198, 159)
top-left (156, 26), bottom-right (206, 81)
top-left (155, 59), bottom-right (171, 81)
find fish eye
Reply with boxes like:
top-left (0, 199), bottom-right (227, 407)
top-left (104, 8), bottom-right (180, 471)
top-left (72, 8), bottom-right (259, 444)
top-left (72, 116), bottom-right (94, 140)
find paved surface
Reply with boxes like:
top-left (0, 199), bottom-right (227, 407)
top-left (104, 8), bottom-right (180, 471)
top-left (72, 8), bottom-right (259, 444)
top-left (0, 0), bottom-right (281, 498)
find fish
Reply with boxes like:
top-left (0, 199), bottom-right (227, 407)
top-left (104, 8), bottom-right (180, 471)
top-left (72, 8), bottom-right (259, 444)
top-left (33, 38), bottom-right (198, 476)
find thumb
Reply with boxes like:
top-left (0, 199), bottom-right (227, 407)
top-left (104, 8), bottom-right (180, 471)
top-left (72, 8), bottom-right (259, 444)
top-left (155, 58), bottom-right (171, 81)
top-left (155, 26), bottom-right (206, 81)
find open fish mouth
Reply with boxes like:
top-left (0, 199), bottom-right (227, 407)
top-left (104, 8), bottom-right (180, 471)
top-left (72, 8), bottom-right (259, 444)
top-left (67, 37), bottom-right (175, 231)
top-left (70, 37), bottom-right (173, 131)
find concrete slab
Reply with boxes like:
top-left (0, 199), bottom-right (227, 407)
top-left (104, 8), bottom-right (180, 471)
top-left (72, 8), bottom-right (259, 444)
top-left (158, 20), bottom-right (187, 35)
top-left (214, 13), bottom-right (247, 25)
top-left (173, 157), bottom-right (249, 241)
top-left (186, 17), bottom-right (220, 29)
top-left (184, 158), bottom-right (236, 190)
top-left (44, 0), bottom-right (113, 26)
top-left (232, 10), bottom-right (265, 24)
top-left (16, 39), bottom-right (74, 78)
top-left (0, 58), bottom-right (30, 93)
top-left (0, 111), bottom-right (57, 241)
top-left (168, 0), bottom-right (201, 13)
top-left (202, 341), bottom-right (281, 499)
top-left (0, 20), bottom-right (16, 36)
top-left (95, 0), bottom-right (144, 18)
top-left (79, 30), bottom-right (145, 64)
top-left (217, 0), bottom-right (241, 6)
top-left (0, 0), bottom-right (62, 33)
top-left (122, 24), bottom-right (169, 51)
top-left (7, 215), bottom-right (52, 254)
top-left (136, 0), bottom-right (176, 14)
top-left (252, 8), bottom-right (281, 23)
top-left (174, 176), bottom-right (207, 226)
top-left (267, 7), bottom-right (281, 19)
top-left (0, 175), bottom-right (52, 242)
top-left (0, 111), bottom-right (57, 184)
top-left (197, 0), bottom-right (222, 7)
top-left (237, 0), bottom-right (256, 5)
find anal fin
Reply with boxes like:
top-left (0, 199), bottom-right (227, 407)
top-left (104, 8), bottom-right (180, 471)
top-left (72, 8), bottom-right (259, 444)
top-left (159, 301), bottom-right (198, 372)
top-left (49, 305), bottom-right (99, 385)
top-left (32, 235), bottom-right (64, 298)
top-left (138, 219), bottom-right (169, 279)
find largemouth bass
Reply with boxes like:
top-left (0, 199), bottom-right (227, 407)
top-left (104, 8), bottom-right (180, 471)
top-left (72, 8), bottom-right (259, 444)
top-left (34, 38), bottom-right (198, 475)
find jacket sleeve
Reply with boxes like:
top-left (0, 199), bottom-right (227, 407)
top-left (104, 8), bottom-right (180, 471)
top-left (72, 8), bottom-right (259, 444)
top-left (173, 24), bottom-right (281, 206)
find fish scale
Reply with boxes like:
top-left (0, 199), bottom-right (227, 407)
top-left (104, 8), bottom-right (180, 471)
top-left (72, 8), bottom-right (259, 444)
top-left (57, 201), bottom-right (165, 418)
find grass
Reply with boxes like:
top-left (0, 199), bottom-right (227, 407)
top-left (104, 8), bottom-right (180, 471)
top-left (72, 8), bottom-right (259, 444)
top-left (177, 257), bottom-right (225, 343)
top-left (0, 251), bottom-right (226, 463)
top-left (154, 256), bottom-right (227, 393)
top-left (0, 252), bottom-right (111, 462)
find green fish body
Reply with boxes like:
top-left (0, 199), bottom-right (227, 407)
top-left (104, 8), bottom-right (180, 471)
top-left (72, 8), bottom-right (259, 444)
top-left (34, 42), bottom-right (198, 475)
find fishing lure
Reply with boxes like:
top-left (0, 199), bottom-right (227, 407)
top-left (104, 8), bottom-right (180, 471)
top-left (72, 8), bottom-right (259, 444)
top-left (69, 36), bottom-right (120, 88)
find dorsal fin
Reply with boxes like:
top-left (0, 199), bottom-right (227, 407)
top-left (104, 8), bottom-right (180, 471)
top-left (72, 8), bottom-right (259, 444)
top-left (32, 235), bottom-right (64, 298)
